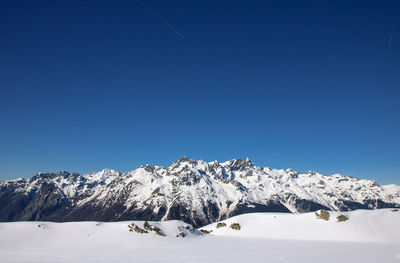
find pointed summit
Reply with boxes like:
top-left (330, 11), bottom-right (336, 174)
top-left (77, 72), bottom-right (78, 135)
top-left (94, 169), bottom-right (121, 181)
top-left (177, 156), bottom-right (192, 163)
top-left (170, 156), bottom-right (196, 167)
top-left (244, 157), bottom-right (252, 164)
top-left (227, 157), bottom-right (254, 171)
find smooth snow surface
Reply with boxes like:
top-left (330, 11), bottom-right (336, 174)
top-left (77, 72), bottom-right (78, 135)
top-left (0, 209), bottom-right (399, 263)
top-left (204, 209), bottom-right (400, 243)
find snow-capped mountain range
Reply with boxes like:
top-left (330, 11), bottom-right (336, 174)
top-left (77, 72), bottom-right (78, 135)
top-left (1, 157), bottom-right (399, 227)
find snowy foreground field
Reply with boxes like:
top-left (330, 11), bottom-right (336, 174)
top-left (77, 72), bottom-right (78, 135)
top-left (1, 209), bottom-right (399, 263)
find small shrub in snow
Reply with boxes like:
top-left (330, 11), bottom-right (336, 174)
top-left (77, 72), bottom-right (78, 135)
top-left (134, 225), bottom-right (148, 234)
top-left (337, 215), bottom-right (348, 222)
top-left (153, 226), bottom-right (166, 236)
top-left (176, 232), bottom-right (186, 237)
top-left (315, 210), bottom-right (330, 221)
top-left (200, 229), bottom-right (213, 234)
top-left (128, 223), bottom-right (148, 234)
top-left (392, 209), bottom-right (399, 212)
top-left (141, 221), bottom-right (166, 236)
top-left (230, 223), bottom-right (241, 230)
top-left (216, 222), bottom-right (226, 228)
top-left (184, 225), bottom-right (194, 233)
top-left (143, 221), bottom-right (151, 230)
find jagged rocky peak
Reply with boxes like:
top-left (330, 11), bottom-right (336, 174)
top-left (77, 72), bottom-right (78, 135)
top-left (78, 169), bottom-right (120, 184)
top-left (99, 168), bottom-right (120, 175)
top-left (174, 156), bottom-right (195, 164)
top-left (225, 157), bottom-right (254, 171)
top-left (169, 156), bottom-right (201, 170)
top-left (33, 171), bottom-right (77, 180)
top-left (94, 169), bottom-right (121, 180)
top-left (1, 157), bottom-right (400, 227)
top-left (285, 168), bottom-right (299, 178)
top-left (140, 164), bottom-right (156, 173)
top-left (209, 160), bottom-right (220, 166)
top-left (306, 170), bottom-right (316, 176)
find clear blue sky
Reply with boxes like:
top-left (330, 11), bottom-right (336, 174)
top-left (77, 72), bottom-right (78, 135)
top-left (1, 0), bottom-right (399, 184)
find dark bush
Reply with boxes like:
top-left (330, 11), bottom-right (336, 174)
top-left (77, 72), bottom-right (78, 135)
top-left (134, 225), bottom-right (148, 234)
top-left (143, 221), bottom-right (151, 230)
top-left (128, 223), bottom-right (135, 232)
top-left (200, 229), bottom-right (213, 234)
top-left (337, 215), bottom-right (348, 222)
top-left (140, 221), bottom-right (166, 236)
top-left (153, 226), bottom-right (166, 236)
top-left (315, 210), bottom-right (330, 221)
top-left (216, 222), bottom-right (227, 228)
top-left (128, 223), bottom-right (148, 234)
top-left (184, 225), bottom-right (194, 233)
top-left (230, 223), bottom-right (241, 230)
top-left (392, 209), bottom-right (399, 212)
top-left (176, 232), bottom-right (185, 237)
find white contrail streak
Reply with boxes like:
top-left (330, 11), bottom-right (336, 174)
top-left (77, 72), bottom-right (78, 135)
top-left (135, 0), bottom-right (185, 39)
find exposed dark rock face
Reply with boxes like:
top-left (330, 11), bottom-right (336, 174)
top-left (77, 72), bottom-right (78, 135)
top-left (1, 157), bottom-right (399, 227)
top-left (334, 199), bottom-right (400, 211)
top-left (294, 199), bottom-right (330, 213)
top-left (232, 202), bottom-right (291, 216)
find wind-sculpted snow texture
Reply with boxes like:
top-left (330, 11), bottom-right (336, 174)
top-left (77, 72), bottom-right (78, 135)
top-left (1, 157), bottom-right (399, 227)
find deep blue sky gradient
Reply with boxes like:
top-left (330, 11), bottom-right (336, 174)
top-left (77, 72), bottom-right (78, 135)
top-left (1, 0), bottom-right (399, 184)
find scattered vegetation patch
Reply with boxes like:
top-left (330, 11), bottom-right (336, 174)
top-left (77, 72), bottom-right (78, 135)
top-left (176, 232), bottom-right (186, 238)
top-left (200, 229), bottom-right (213, 234)
top-left (37, 223), bottom-right (49, 229)
top-left (337, 215), bottom-right (348, 222)
top-left (315, 210), bottom-right (330, 221)
top-left (184, 225), bottom-right (195, 234)
top-left (216, 222), bottom-right (227, 228)
top-left (230, 223), bottom-right (241, 230)
top-left (152, 226), bottom-right (166, 236)
top-left (175, 225), bottom-right (196, 237)
top-left (134, 225), bottom-right (148, 234)
top-left (141, 221), bottom-right (166, 236)
top-left (128, 223), bottom-right (148, 234)
top-left (143, 221), bottom-right (151, 230)
top-left (392, 209), bottom-right (399, 212)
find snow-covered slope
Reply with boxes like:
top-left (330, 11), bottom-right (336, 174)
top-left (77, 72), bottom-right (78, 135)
top-left (203, 209), bottom-right (400, 243)
top-left (0, 209), bottom-right (399, 263)
top-left (1, 157), bottom-right (399, 227)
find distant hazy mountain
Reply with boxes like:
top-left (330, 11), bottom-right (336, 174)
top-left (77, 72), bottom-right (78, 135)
top-left (1, 157), bottom-right (399, 227)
